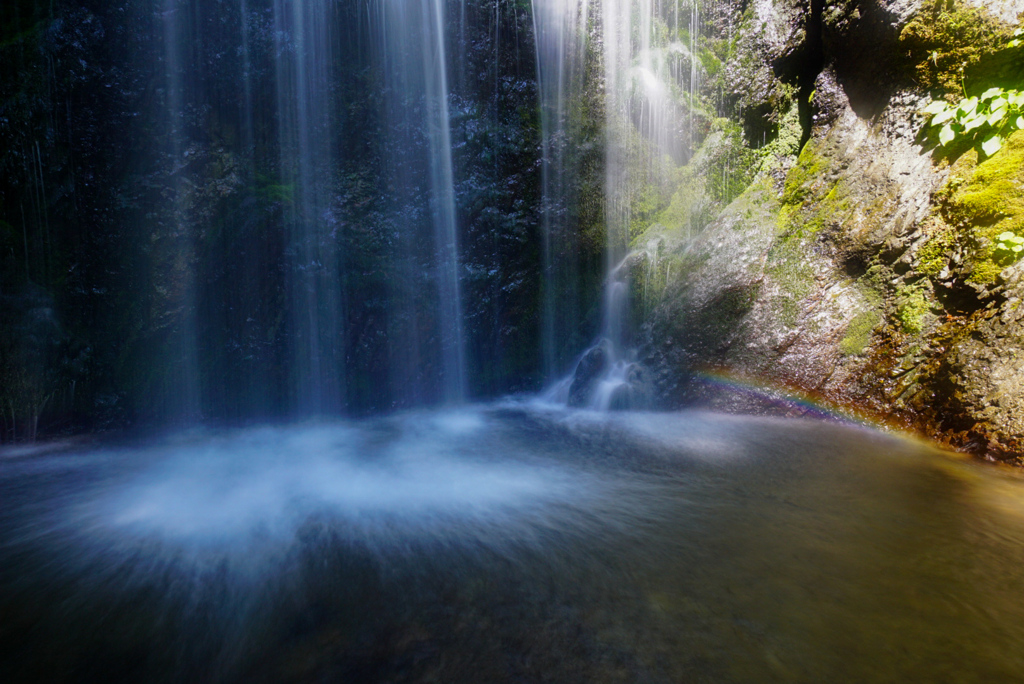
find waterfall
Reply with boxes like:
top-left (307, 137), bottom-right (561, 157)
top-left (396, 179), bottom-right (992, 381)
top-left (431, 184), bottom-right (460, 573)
top-left (160, 0), bottom-right (201, 423)
top-left (531, 0), bottom-right (591, 381)
top-left (421, 0), bottom-right (468, 405)
top-left (7, 0), bottom-right (676, 435)
top-left (376, 0), bottom-right (467, 406)
top-left (273, 0), bottom-right (346, 415)
top-left (536, 0), bottom-right (701, 409)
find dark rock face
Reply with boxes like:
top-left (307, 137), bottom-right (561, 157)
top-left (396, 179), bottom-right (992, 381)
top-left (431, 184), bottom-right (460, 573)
top-left (0, 286), bottom-right (83, 441)
top-left (634, 0), bottom-right (1024, 461)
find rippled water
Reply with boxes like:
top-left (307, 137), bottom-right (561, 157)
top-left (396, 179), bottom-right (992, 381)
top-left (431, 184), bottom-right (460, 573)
top-left (3, 406), bottom-right (1024, 682)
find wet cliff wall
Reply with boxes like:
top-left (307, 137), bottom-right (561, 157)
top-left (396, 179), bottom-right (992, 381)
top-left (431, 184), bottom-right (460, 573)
top-left (633, 0), bottom-right (1024, 461)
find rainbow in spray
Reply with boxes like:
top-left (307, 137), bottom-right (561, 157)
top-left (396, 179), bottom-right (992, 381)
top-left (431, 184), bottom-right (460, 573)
top-left (692, 367), bottom-right (906, 432)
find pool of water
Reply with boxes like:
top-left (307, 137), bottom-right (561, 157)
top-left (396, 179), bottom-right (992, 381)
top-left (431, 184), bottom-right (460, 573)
top-left (3, 406), bottom-right (1024, 682)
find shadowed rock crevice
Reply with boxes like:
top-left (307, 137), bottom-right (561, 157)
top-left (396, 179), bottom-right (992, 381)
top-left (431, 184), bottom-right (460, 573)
top-left (823, 0), bottom-right (909, 120)
top-left (797, 0), bottom-right (826, 150)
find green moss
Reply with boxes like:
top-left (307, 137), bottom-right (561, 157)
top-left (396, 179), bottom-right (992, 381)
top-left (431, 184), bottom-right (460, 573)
top-left (628, 180), bottom-right (665, 239)
top-left (899, 1), bottom-right (1012, 96)
top-left (776, 141), bottom-right (856, 238)
top-left (863, 263), bottom-right (892, 290)
top-left (766, 237), bottom-right (816, 326)
top-left (705, 119), bottom-right (759, 206)
top-left (940, 129), bottom-right (1024, 285)
top-left (698, 45), bottom-right (723, 80)
top-left (813, 184), bottom-right (854, 233)
top-left (775, 203), bottom-right (800, 235)
top-left (617, 120), bottom-right (680, 241)
top-left (916, 227), bottom-right (957, 277)
top-left (781, 140), bottom-right (830, 205)
top-left (753, 102), bottom-right (801, 177)
top-left (653, 167), bottom-right (709, 239)
top-left (841, 309), bottom-right (881, 356)
top-left (955, 139), bottom-right (1024, 227)
top-left (968, 258), bottom-right (1003, 284)
top-left (256, 173), bottom-right (294, 205)
top-left (775, 131), bottom-right (864, 239)
top-left (774, 294), bottom-right (801, 328)
top-left (642, 119), bottom-right (763, 241)
top-left (896, 284), bottom-right (931, 334)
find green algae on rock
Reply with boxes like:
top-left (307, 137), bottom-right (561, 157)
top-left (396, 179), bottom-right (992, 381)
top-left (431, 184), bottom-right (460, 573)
top-left (899, 2), bottom-right (1015, 96)
top-left (938, 129), bottom-right (1024, 287)
top-left (630, 0), bottom-right (1024, 462)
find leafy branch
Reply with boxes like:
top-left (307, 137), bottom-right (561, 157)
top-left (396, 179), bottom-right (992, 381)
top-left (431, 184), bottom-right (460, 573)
top-left (920, 27), bottom-right (1024, 156)
top-left (922, 87), bottom-right (1024, 156)
top-left (995, 231), bottom-right (1024, 263)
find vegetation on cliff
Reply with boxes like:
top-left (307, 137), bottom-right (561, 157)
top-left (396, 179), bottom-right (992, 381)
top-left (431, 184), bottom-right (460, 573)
top-left (631, 0), bottom-right (1024, 462)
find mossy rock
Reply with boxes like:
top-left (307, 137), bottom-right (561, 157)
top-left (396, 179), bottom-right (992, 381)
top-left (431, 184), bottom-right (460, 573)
top-left (896, 283), bottom-right (932, 334)
top-left (775, 122), bottom-right (901, 255)
top-left (776, 137), bottom-right (848, 238)
top-left (914, 222), bottom-right (958, 278)
top-left (766, 236), bottom-right (816, 315)
top-left (841, 307), bottom-right (882, 356)
top-left (940, 129), bottom-right (1024, 286)
top-left (899, 1), bottom-right (1014, 96)
top-left (780, 138), bottom-right (831, 207)
top-left (753, 102), bottom-right (802, 178)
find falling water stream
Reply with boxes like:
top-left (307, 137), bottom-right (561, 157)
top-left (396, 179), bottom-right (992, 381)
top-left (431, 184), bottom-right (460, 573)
top-left (273, 0), bottom-right (346, 414)
top-left (536, 0), bottom-right (700, 406)
top-left (374, 0), bottom-right (468, 405)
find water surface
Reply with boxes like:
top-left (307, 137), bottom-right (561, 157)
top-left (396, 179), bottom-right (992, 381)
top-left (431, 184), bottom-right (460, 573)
top-left (2, 407), bottom-right (1024, 682)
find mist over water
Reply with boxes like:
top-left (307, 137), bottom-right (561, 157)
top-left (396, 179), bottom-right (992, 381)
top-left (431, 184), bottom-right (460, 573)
top-left (89, 414), bottom-right (621, 551)
top-left (0, 408), bottom-right (672, 579)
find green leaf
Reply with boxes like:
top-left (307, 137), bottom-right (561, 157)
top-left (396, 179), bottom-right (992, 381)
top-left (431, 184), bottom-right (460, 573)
top-left (981, 135), bottom-right (1003, 156)
top-left (982, 87), bottom-right (1003, 101)
top-left (964, 115), bottom-right (987, 132)
top-left (931, 108), bottom-right (955, 125)
top-left (959, 97), bottom-right (979, 114)
top-left (987, 110), bottom-right (1007, 127)
top-left (923, 100), bottom-right (949, 115)
top-left (939, 124), bottom-right (957, 146)
top-left (1010, 92), bottom-right (1024, 108)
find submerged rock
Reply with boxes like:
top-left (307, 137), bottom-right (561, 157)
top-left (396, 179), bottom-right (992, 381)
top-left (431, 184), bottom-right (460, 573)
top-left (566, 340), bottom-right (652, 411)
top-left (567, 342), bottom-right (611, 408)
